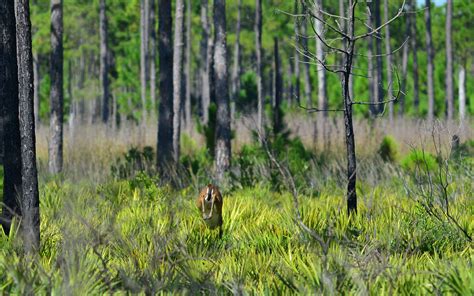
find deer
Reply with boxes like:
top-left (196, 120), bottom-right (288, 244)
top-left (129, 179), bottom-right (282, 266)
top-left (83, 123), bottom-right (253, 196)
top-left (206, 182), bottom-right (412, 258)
top-left (196, 184), bottom-right (223, 238)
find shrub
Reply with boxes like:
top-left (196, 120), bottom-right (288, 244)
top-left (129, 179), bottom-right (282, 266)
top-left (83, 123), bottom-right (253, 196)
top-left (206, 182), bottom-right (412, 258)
top-left (111, 146), bottom-right (155, 179)
top-left (401, 149), bottom-right (438, 172)
top-left (378, 135), bottom-right (399, 162)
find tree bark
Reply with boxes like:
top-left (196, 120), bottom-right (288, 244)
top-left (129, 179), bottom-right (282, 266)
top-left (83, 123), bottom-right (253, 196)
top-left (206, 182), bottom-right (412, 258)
top-left (231, 0), bottom-right (242, 122)
top-left (425, 0), bottom-right (435, 121)
top-left (149, 0), bottom-right (157, 116)
top-left (173, 0), bottom-right (184, 163)
top-left (213, 0), bottom-right (231, 182)
top-left (99, 0), bottom-right (109, 123)
top-left (344, 1), bottom-right (357, 215)
top-left (374, 0), bottom-right (384, 113)
top-left (458, 64), bottom-right (466, 121)
top-left (301, 3), bottom-right (311, 108)
top-left (256, 0), bottom-right (264, 134)
top-left (273, 37), bottom-right (283, 135)
top-left (200, 0), bottom-right (211, 124)
top-left (140, 0), bottom-right (149, 123)
top-left (293, 0), bottom-right (300, 105)
top-left (16, 0), bottom-right (41, 252)
top-left (399, 1), bottom-right (410, 117)
top-left (367, 10), bottom-right (375, 116)
top-left (33, 52), bottom-right (40, 125)
top-left (384, 0), bottom-right (393, 122)
top-left (0, 0), bottom-right (22, 235)
top-left (184, 0), bottom-right (192, 128)
top-left (314, 0), bottom-right (327, 117)
top-left (49, 0), bottom-right (64, 174)
top-left (411, 0), bottom-right (420, 114)
top-left (157, 0), bottom-right (174, 174)
top-left (445, 0), bottom-right (453, 120)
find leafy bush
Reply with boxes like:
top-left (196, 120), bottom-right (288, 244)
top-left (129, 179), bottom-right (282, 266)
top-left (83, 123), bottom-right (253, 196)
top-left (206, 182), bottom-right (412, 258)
top-left (378, 135), bottom-right (399, 162)
top-left (196, 103), bottom-right (217, 158)
top-left (401, 149), bottom-right (438, 172)
top-left (111, 146), bottom-right (155, 179)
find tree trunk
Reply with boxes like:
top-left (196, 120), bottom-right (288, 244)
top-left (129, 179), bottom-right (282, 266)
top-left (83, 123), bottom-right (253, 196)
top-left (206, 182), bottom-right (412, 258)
top-left (49, 0), bottom-right (64, 174)
top-left (301, 4), bottom-right (311, 108)
top-left (384, 0), bottom-right (393, 122)
top-left (173, 0), bottom-right (184, 163)
top-left (16, 0), bottom-right (41, 252)
top-left (184, 0), bottom-right (192, 128)
top-left (231, 0), bottom-right (242, 122)
top-left (445, 0), bottom-right (453, 120)
top-left (149, 0), bottom-right (157, 116)
top-left (200, 0), bottom-right (211, 124)
top-left (458, 64), bottom-right (466, 121)
top-left (399, 1), bottom-right (411, 117)
top-left (293, 0), bottom-right (300, 105)
top-left (0, 0), bottom-right (22, 235)
top-left (213, 0), bottom-right (231, 182)
top-left (273, 38), bottom-right (283, 135)
top-left (425, 0), bottom-right (435, 121)
top-left (100, 0), bottom-right (109, 123)
top-left (140, 0), bottom-right (149, 123)
top-left (256, 0), bottom-right (264, 134)
top-left (367, 6), bottom-right (376, 116)
top-left (33, 53), bottom-right (40, 125)
top-left (314, 0), bottom-right (327, 117)
top-left (411, 0), bottom-right (420, 114)
top-left (157, 0), bottom-right (174, 174)
top-left (374, 0), bottom-right (384, 113)
top-left (344, 2), bottom-right (357, 215)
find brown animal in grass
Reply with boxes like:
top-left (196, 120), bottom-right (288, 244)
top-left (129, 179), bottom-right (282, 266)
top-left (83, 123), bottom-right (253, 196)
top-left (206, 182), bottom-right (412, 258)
top-left (196, 184), bottom-right (223, 237)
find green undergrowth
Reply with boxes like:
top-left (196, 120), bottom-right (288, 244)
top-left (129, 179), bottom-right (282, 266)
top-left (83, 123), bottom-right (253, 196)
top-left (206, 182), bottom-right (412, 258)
top-left (0, 175), bottom-right (472, 294)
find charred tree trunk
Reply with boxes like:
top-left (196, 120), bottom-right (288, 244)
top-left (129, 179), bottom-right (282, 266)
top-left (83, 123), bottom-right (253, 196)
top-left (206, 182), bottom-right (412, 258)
top-left (256, 0), bottom-right (264, 134)
top-left (16, 0), bottom-right (41, 252)
top-left (445, 0), bottom-right (453, 120)
top-left (458, 64), bottom-right (466, 121)
top-left (49, 0), bottom-right (64, 174)
top-left (399, 1), bottom-right (410, 117)
top-left (384, 0), bottom-right (393, 122)
top-left (173, 0), bottom-right (184, 163)
top-left (231, 0), bottom-right (242, 122)
top-left (213, 0), bottom-right (231, 182)
top-left (411, 0), bottom-right (420, 114)
top-left (293, 0), bottom-right (300, 105)
top-left (99, 0), bottom-right (109, 123)
top-left (149, 0), bottom-right (157, 116)
top-left (200, 0), bottom-right (211, 124)
top-left (184, 0), bottom-right (192, 128)
top-left (314, 0), bottom-right (327, 117)
top-left (157, 0), bottom-right (174, 174)
top-left (0, 0), bottom-right (22, 235)
top-left (33, 53), bottom-right (40, 125)
top-left (140, 0), bottom-right (149, 123)
top-left (425, 0), bottom-right (435, 121)
top-left (273, 38), bottom-right (283, 135)
top-left (344, 3), bottom-right (357, 215)
top-left (301, 4), bottom-right (311, 108)
top-left (374, 0), bottom-right (384, 113)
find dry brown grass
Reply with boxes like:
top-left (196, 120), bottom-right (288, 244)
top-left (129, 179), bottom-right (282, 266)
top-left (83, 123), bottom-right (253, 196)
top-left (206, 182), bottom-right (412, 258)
top-left (34, 116), bottom-right (472, 181)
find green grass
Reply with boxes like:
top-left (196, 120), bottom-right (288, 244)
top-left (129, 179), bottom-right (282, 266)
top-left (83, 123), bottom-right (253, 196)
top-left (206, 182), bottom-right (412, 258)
top-left (0, 174), bottom-right (472, 294)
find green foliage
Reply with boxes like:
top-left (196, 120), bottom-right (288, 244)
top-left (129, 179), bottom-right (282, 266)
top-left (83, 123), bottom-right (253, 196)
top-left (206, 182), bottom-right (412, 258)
top-left (378, 135), bottom-right (399, 162)
top-left (1, 179), bottom-right (472, 294)
top-left (236, 71), bottom-right (258, 114)
top-left (111, 146), bottom-right (155, 179)
top-left (401, 149), bottom-right (438, 172)
top-left (196, 103), bottom-right (217, 158)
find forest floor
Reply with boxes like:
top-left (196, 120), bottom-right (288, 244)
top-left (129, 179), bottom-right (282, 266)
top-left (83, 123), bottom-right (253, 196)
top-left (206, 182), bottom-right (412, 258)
top-left (0, 117), bottom-right (473, 294)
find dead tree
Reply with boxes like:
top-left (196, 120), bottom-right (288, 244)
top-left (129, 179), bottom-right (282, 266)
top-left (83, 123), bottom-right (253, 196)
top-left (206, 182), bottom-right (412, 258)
top-left (16, 0), bottom-right (41, 252)
top-left (299, 0), bottom-right (403, 215)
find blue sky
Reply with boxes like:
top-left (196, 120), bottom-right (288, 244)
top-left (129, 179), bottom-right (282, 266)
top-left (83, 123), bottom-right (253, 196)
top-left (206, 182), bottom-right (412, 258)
top-left (417, 0), bottom-right (446, 5)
